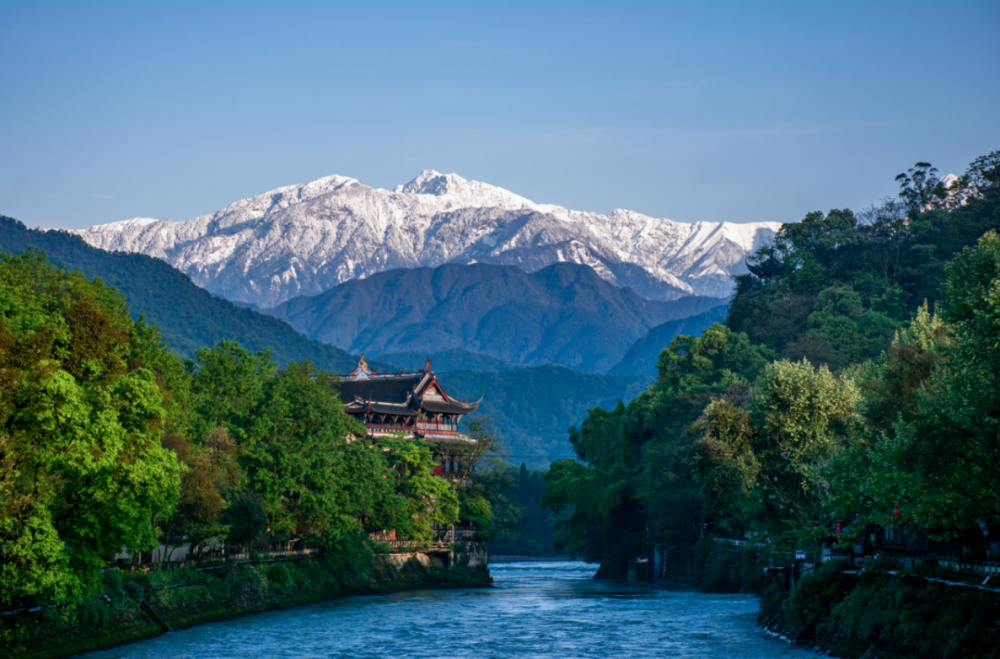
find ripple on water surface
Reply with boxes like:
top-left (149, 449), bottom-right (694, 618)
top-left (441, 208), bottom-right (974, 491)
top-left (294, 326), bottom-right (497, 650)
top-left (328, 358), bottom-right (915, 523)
top-left (81, 561), bottom-right (822, 659)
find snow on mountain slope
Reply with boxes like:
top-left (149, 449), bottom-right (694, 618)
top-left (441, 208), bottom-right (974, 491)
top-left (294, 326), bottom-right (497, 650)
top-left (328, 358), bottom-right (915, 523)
top-left (74, 170), bottom-right (780, 307)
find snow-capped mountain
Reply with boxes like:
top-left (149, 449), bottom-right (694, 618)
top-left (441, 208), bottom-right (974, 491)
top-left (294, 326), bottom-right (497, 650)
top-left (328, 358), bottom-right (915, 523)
top-left (74, 171), bottom-right (781, 308)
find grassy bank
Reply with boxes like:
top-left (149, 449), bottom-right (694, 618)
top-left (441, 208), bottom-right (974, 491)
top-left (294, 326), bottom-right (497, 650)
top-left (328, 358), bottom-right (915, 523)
top-left (1, 552), bottom-right (490, 659)
top-left (760, 559), bottom-right (1000, 658)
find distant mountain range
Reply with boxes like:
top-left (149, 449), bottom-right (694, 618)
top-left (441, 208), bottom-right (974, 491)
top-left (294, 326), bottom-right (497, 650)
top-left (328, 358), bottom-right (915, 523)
top-left (268, 261), bottom-right (723, 373)
top-left (72, 170), bottom-right (780, 308)
top-left (608, 306), bottom-right (729, 377)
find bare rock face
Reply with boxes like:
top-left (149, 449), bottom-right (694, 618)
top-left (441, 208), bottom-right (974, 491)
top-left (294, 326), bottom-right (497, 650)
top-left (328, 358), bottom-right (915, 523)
top-left (74, 170), bottom-right (780, 308)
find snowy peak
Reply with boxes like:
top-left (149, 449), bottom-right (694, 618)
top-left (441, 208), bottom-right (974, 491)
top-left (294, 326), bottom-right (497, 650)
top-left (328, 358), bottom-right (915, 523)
top-left (74, 171), bottom-right (781, 307)
top-left (396, 169), bottom-right (456, 195)
top-left (394, 169), bottom-right (537, 211)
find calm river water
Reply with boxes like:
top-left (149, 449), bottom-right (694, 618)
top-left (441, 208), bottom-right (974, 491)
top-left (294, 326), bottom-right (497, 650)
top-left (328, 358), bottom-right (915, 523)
top-left (82, 561), bottom-right (822, 659)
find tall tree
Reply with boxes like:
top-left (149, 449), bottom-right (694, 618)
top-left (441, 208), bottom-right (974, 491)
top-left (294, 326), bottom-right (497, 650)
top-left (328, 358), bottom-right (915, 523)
top-left (0, 250), bottom-right (183, 606)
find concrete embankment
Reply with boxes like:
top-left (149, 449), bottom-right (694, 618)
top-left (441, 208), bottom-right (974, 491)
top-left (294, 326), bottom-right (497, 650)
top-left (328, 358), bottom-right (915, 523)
top-left (1, 549), bottom-right (491, 659)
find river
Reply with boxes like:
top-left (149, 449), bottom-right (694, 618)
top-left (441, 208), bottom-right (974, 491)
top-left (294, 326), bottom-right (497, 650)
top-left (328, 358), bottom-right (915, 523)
top-left (81, 561), bottom-right (822, 659)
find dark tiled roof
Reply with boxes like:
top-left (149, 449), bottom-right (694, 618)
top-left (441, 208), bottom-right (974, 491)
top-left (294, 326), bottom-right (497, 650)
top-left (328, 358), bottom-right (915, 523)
top-left (335, 373), bottom-right (427, 405)
top-left (421, 398), bottom-right (480, 415)
top-left (367, 403), bottom-right (418, 416)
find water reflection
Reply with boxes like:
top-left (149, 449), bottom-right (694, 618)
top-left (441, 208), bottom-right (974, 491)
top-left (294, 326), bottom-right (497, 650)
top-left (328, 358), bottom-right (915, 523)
top-left (82, 561), bottom-right (821, 659)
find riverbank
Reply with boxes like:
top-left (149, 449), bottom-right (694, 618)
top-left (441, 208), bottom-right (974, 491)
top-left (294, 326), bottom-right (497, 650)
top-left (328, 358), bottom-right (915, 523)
top-left (653, 541), bottom-right (1000, 658)
top-left (1, 549), bottom-right (491, 659)
top-left (759, 558), bottom-right (1000, 658)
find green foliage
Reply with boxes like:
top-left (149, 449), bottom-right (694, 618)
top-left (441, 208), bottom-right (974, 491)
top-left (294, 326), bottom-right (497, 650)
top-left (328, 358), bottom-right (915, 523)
top-left (863, 231), bottom-right (1000, 533)
top-left (729, 158), bottom-right (1000, 365)
top-left (487, 463), bottom-right (565, 556)
top-left (543, 324), bottom-right (773, 576)
top-left (183, 342), bottom-right (454, 542)
top-left (316, 531), bottom-right (378, 591)
top-left (763, 563), bottom-right (1000, 659)
top-left (186, 340), bottom-right (274, 441)
top-left (697, 359), bottom-right (859, 544)
top-left (218, 495), bottom-right (267, 547)
top-left (1, 552), bottom-right (490, 659)
top-left (0, 250), bottom-right (183, 607)
top-left (786, 284), bottom-right (898, 370)
top-left (377, 435), bottom-right (460, 540)
top-left (546, 151), bottom-right (1000, 601)
top-left (0, 252), bottom-right (480, 612)
top-left (243, 362), bottom-right (365, 535)
top-left (157, 426), bottom-right (242, 559)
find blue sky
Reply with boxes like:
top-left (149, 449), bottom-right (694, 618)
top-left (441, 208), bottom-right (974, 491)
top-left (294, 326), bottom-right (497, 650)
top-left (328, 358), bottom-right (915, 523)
top-left (1, 0), bottom-right (998, 230)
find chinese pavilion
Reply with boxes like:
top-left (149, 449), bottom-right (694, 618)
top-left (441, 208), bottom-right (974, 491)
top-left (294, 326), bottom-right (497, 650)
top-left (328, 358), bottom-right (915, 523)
top-left (336, 355), bottom-right (481, 446)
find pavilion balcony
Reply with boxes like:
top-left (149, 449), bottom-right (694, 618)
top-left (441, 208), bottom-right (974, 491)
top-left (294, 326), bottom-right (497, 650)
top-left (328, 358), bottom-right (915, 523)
top-left (366, 424), bottom-right (417, 435)
top-left (416, 421), bottom-right (459, 432)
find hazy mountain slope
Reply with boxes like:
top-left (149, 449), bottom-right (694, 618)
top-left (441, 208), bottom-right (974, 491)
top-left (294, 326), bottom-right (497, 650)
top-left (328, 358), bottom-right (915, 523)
top-left (269, 261), bottom-right (722, 373)
top-left (0, 216), bottom-right (393, 372)
top-left (609, 305), bottom-right (729, 376)
top-left (443, 366), bottom-right (650, 467)
top-left (376, 349), bottom-right (518, 373)
top-left (74, 170), bottom-right (780, 307)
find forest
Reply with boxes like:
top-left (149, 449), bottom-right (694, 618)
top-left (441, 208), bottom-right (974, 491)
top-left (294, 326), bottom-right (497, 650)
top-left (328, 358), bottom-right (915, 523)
top-left (543, 151), bottom-right (1000, 584)
top-left (0, 250), bottom-right (502, 610)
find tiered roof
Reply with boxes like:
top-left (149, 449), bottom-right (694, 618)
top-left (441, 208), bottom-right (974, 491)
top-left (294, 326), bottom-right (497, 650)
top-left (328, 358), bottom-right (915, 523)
top-left (335, 356), bottom-right (481, 444)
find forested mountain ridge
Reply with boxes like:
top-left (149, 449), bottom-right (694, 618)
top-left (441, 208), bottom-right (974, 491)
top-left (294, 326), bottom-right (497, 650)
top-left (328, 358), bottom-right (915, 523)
top-left (269, 261), bottom-right (721, 373)
top-left (443, 366), bottom-right (650, 467)
top-left (608, 304), bottom-right (728, 376)
top-left (0, 216), bottom-right (393, 372)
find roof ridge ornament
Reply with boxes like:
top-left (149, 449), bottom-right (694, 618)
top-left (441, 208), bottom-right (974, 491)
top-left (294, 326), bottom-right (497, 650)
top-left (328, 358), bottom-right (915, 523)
top-left (424, 358), bottom-right (433, 372)
top-left (343, 353), bottom-right (375, 381)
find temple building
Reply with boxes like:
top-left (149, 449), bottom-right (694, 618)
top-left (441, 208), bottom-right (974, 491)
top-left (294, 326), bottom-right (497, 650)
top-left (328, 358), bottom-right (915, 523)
top-left (336, 355), bottom-right (482, 447)
top-left (338, 356), bottom-right (486, 546)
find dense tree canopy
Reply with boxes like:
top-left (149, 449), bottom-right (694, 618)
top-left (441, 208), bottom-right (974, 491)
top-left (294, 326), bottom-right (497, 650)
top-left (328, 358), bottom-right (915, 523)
top-left (0, 250), bottom-right (184, 605)
top-left (544, 324), bottom-right (773, 576)
top-left (0, 253), bottom-right (472, 609)
top-left (545, 150), bottom-right (1000, 580)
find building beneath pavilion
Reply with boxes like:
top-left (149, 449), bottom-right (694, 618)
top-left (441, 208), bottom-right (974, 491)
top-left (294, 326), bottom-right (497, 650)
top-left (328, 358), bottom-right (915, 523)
top-left (336, 355), bottom-right (482, 452)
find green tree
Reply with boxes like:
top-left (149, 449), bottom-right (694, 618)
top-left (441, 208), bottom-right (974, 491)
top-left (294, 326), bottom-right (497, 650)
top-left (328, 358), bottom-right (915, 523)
top-left (218, 494), bottom-right (268, 548)
top-left (896, 162), bottom-right (945, 217)
top-left (544, 324), bottom-right (773, 577)
top-left (377, 434), bottom-right (460, 541)
top-left (867, 231), bottom-right (1000, 532)
top-left (0, 250), bottom-right (183, 606)
top-left (187, 339), bottom-right (274, 441)
top-left (158, 426), bottom-right (241, 559)
top-left (242, 361), bottom-right (365, 535)
top-left (696, 359), bottom-right (859, 546)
